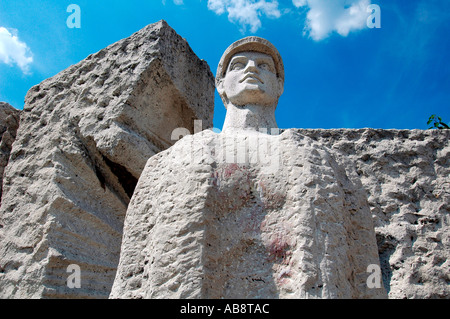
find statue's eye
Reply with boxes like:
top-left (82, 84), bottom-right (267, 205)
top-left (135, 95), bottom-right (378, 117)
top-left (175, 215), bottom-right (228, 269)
top-left (231, 62), bottom-right (244, 71)
top-left (259, 62), bottom-right (274, 72)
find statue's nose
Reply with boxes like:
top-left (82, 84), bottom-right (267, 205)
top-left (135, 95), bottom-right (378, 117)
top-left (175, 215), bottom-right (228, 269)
top-left (244, 60), bottom-right (258, 73)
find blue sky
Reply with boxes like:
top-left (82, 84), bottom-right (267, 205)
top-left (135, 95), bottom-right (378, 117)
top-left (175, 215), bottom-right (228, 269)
top-left (0, 0), bottom-right (449, 130)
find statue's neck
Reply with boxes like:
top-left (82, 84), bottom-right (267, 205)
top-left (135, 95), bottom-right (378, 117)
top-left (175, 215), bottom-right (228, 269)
top-left (222, 104), bottom-right (278, 134)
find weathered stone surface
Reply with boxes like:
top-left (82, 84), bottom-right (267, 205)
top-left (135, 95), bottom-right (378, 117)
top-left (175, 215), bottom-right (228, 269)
top-left (0, 20), bottom-right (214, 299)
top-left (110, 129), bottom-right (387, 299)
top-left (0, 102), bottom-right (20, 203)
top-left (296, 128), bottom-right (450, 299)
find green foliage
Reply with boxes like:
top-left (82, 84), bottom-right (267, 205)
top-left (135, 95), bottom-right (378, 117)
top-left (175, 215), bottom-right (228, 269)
top-left (427, 114), bottom-right (449, 129)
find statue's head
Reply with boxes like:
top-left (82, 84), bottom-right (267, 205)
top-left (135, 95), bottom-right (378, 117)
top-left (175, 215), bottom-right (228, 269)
top-left (216, 37), bottom-right (284, 109)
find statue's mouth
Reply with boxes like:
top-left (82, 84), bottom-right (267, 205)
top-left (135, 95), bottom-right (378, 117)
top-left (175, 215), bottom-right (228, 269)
top-left (240, 73), bottom-right (264, 84)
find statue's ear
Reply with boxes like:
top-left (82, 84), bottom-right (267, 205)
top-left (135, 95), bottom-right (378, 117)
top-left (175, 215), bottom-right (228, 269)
top-left (216, 78), bottom-right (225, 96)
top-left (278, 78), bottom-right (284, 97)
top-left (216, 78), bottom-right (228, 108)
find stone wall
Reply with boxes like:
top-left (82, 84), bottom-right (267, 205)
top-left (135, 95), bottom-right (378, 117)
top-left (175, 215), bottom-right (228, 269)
top-left (296, 128), bottom-right (449, 298)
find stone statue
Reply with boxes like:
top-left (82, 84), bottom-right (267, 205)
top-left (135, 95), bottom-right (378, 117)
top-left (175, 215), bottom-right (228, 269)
top-left (110, 37), bottom-right (387, 299)
top-left (216, 37), bottom-right (284, 133)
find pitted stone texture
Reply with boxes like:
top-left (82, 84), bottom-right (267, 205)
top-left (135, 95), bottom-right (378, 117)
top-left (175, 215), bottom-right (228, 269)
top-left (0, 102), bottom-right (20, 203)
top-left (0, 20), bottom-right (214, 299)
top-left (110, 129), bottom-right (386, 299)
top-left (295, 129), bottom-right (450, 299)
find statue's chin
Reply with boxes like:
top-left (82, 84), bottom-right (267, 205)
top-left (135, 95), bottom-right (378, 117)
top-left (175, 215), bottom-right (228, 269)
top-left (228, 90), bottom-right (278, 108)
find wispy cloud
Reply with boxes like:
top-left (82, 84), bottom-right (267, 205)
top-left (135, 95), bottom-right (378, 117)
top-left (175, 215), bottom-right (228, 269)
top-left (293, 0), bottom-right (371, 41)
top-left (0, 27), bottom-right (33, 74)
top-left (207, 0), bottom-right (281, 33)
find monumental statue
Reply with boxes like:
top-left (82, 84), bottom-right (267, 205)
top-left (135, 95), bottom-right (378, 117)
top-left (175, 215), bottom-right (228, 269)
top-left (110, 36), bottom-right (387, 299)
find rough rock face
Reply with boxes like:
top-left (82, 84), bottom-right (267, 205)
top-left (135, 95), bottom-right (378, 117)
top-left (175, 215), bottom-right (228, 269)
top-left (296, 129), bottom-right (449, 299)
top-left (0, 20), bottom-right (214, 299)
top-left (110, 129), bottom-right (387, 299)
top-left (0, 102), bottom-right (20, 203)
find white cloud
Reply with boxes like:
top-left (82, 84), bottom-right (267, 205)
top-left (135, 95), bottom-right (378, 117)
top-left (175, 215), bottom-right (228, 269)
top-left (0, 27), bottom-right (33, 73)
top-left (292, 0), bottom-right (307, 7)
top-left (207, 0), bottom-right (281, 33)
top-left (293, 0), bottom-right (371, 41)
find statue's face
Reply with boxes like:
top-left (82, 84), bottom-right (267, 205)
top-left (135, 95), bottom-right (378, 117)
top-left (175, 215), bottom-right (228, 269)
top-left (218, 51), bottom-right (283, 107)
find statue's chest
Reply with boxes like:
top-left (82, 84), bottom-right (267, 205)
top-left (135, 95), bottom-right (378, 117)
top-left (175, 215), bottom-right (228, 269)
top-left (208, 162), bottom-right (287, 219)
